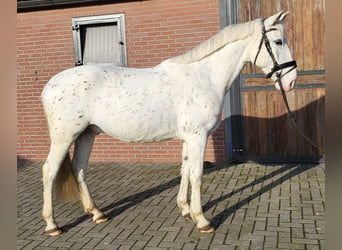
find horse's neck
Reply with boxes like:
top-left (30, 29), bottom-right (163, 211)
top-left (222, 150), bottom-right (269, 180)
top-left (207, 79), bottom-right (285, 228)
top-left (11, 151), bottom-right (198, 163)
top-left (195, 36), bottom-right (252, 95)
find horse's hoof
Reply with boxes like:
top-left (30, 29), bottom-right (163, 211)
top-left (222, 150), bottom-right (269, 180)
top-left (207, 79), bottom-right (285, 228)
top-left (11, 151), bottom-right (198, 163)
top-left (95, 215), bottom-right (109, 224)
top-left (198, 224), bottom-right (215, 233)
top-left (183, 213), bottom-right (192, 221)
top-left (41, 227), bottom-right (62, 236)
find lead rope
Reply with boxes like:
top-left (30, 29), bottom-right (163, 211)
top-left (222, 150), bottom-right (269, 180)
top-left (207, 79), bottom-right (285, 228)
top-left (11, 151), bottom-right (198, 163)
top-left (277, 75), bottom-right (320, 150)
top-left (254, 20), bottom-right (320, 151)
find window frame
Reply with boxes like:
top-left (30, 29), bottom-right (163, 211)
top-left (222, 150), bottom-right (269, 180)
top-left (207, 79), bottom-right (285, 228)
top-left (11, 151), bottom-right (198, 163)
top-left (71, 13), bottom-right (127, 66)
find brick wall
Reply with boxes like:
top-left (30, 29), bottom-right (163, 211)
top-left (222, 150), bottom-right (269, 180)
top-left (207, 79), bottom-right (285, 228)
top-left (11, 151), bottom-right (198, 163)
top-left (17, 0), bottom-right (226, 162)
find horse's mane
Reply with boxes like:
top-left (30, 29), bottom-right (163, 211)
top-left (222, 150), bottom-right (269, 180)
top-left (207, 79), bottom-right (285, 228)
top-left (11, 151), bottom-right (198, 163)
top-left (168, 19), bottom-right (260, 64)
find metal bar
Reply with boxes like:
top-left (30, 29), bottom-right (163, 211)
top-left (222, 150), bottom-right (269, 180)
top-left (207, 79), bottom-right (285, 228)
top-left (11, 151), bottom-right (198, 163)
top-left (240, 69), bottom-right (325, 91)
top-left (241, 83), bottom-right (326, 92)
top-left (221, 0), bottom-right (242, 161)
top-left (241, 69), bottom-right (325, 81)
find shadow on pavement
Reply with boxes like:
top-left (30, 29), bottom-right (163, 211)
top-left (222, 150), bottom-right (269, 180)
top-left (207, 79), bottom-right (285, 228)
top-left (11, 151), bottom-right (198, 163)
top-left (61, 162), bottom-right (319, 232)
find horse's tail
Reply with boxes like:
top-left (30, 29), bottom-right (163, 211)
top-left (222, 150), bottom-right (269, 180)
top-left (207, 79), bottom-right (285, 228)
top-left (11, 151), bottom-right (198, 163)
top-left (54, 152), bottom-right (79, 202)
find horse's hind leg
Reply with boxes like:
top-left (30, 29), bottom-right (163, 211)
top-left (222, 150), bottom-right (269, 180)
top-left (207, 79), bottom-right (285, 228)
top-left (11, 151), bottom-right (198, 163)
top-left (42, 141), bottom-right (72, 236)
top-left (177, 142), bottom-right (191, 220)
top-left (72, 126), bottom-right (108, 223)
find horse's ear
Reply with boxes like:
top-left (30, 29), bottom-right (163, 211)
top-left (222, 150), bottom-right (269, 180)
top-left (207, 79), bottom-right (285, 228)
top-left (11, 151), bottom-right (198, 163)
top-left (265, 10), bottom-right (289, 26)
top-left (279, 11), bottom-right (289, 22)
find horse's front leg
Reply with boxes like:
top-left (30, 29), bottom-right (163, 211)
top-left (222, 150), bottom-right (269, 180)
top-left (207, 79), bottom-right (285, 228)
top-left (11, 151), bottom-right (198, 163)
top-left (187, 134), bottom-right (215, 233)
top-left (177, 142), bottom-right (191, 220)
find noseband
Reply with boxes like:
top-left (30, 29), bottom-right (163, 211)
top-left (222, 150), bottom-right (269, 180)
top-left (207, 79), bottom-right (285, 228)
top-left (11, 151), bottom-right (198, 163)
top-left (253, 20), bottom-right (297, 81)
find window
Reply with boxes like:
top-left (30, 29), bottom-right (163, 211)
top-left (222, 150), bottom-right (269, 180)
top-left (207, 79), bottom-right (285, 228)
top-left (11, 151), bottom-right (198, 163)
top-left (72, 14), bottom-right (127, 66)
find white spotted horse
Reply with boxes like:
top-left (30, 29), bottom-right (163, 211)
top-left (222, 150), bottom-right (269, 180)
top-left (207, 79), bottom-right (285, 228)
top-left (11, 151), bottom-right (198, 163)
top-left (41, 11), bottom-right (297, 236)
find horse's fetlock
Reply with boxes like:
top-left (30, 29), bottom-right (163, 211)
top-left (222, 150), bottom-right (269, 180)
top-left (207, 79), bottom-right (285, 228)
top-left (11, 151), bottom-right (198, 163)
top-left (190, 211), bottom-right (202, 223)
top-left (42, 214), bottom-right (49, 222)
top-left (84, 208), bottom-right (93, 215)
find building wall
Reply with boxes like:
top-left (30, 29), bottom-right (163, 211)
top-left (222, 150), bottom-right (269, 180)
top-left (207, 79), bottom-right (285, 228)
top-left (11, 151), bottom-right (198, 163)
top-left (17, 0), bottom-right (226, 162)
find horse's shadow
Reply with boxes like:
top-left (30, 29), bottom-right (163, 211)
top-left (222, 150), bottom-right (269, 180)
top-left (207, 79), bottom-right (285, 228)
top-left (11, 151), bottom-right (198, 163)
top-left (203, 163), bottom-right (318, 228)
top-left (61, 162), bottom-right (319, 233)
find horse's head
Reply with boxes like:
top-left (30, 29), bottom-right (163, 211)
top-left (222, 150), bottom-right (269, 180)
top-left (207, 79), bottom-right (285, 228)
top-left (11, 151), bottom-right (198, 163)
top-left (251, 11), bottom-right (297, 92)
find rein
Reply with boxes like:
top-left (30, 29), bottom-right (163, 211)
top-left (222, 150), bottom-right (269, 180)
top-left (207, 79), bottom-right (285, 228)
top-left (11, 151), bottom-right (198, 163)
top-left (278, 81), bottom-right (320, 150)
top-left (254, 20), bottom-right (320, 150)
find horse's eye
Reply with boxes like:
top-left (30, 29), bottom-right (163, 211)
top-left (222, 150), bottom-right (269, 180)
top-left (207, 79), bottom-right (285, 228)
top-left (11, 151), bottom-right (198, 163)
top-left (275, 40), bottom-right (283, 46)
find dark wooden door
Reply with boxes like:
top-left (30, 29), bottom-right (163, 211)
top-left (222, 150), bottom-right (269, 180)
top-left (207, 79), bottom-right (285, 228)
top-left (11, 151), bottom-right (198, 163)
top-left (230, 0), bottom-right (325, 162)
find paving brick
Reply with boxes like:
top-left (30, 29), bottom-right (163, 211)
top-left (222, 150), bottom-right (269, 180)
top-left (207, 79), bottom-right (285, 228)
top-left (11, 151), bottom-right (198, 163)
top-left (17, 162), bottom-right (325, 249)
top-left (145, 236), bottom-right (164, 247)
top-left (94, 241), bottom-right (120, 249)
top-left (132, 239), bottom-right (149, 248)
top-left (278, 231), bottom-right (291, 243)
top-left (292, 237), bottom-right (319, 245)
top-left (70, 242), bottom-right (90, 249)
top-left (143, 247), bottom-right (162, 250)
top-left (249, 239), bottom-right (264, 250)
top-left (197, 237), bottom-right (214, 249)
top-left (211, 232), bottom-right (226, 245)
top-left (305, 244), bottom-right (320, 250)
top-left (182, 242), bottom-right (197, 250)
top-left (225, 239), bottom-right (250, 247)
top-left (49, 239), bottom-right (75, 248)
top-left (36, 247), bottom-right (58, 250)
top-left (162, 230), bottom-right (179, 242)
top-left (37, 236), bottom-right (59, 247)
top-left (158, 241), bottom-right (184, 248)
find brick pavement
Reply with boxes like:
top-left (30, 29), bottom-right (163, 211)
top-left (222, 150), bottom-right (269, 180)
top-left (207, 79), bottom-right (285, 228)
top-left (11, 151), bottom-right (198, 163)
top-left (17, 161), bottom-right (325, 249)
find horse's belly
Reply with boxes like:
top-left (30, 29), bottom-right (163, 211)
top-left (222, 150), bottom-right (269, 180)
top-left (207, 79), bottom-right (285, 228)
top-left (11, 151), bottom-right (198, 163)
top-left (92, 110), bottom-right (179, 143)
top-left (100, 123), bottom-right (178, 143)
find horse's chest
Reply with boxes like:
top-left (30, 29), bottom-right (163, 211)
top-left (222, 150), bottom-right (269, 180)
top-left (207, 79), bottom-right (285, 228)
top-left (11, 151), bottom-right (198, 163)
top-left (179, 91), bottom-right (223, 133)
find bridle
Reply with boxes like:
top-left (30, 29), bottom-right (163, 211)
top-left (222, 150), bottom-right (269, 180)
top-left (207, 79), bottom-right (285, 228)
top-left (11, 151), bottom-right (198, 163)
top-left (253, 20), bottom-right (319, 150)
top-left (253, 20), bottom-right (297, 80)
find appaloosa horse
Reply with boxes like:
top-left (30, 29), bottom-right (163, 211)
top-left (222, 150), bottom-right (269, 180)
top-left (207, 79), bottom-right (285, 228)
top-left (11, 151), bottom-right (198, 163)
top-left (41, 11), bottom-right (297, 236)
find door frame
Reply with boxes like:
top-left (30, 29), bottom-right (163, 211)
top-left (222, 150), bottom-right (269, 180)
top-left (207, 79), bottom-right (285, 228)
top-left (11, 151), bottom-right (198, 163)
top-left (220, 0), bottom-right (244, 162)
